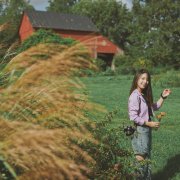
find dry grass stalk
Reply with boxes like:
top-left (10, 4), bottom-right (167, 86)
top-left (0, 23), bottom-right (9, 32)
top-left (0, 43), bottom-right (106, 179)
top-left (0, 120), bottom-right (93, 180)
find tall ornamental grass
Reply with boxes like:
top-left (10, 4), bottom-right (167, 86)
top-left (0, 43), bottom-right (106, 179)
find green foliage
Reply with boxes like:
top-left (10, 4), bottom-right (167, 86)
top-left (30, 54), bottom-right (50, 60)
top-left (1, 0), bottom-right (179, 73)
top-left (79, 109), bottom-right (135, 179)
top-left (0, 72), bottom-right (10, 87)
top-left (74, 69), bottom-right (97, 77)
top-left (152, 70), bottom-right (180, 87)
top-left (43, 0), bottom-right (180, 70)
top-left (113, 54), bottom-right (172, 76)
top-left (75, 58), bottom-right (116, 77)
top-left (0, 156), bottom-right (17, 180)
top-left (17, 29), bottom-right (75, 53)
top-left (149, 65), bottom-right (169, 75)
top-left (132, 57), bottom-right (153, 70)
top-left (47, 0), bottom-right (78, 13)
top-left (0, 0), bottom-right (33, 24)
top-left (127, 0), bottom-right (180, 68)
top-left (93, 58), bottom-right (107, 71)
top-left (0, 0), bottom-right (34, 63)
top-left (113, 54), bottom-right (135, 74)
top-left (99, 67), bottom-right (116, 76)
top-left (72, 0), bottom-right (131, 49)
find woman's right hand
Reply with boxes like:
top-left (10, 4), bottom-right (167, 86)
top-left (145, 121), bottom-right (160, 128)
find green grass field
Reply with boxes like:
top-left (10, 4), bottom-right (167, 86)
top-left (81, 75), bottom-right (180, 180)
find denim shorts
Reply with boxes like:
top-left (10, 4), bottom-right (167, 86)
top-left (131, 125), bottom-right (152, 157)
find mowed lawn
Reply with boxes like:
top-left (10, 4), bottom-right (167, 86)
top-left (81, 75), bottom-right (180, 180)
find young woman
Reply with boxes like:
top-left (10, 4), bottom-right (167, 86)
top-left (128, 69), bottom-right (171, 179)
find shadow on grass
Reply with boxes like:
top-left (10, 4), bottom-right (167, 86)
top-left (152, 154), bottom-right (180, 180)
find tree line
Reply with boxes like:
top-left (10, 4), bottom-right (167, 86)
top-left (0, 0), bottom-right (179, 69)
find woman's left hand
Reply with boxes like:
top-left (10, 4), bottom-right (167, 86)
top-left (162, 89), bottom-right (171, 98)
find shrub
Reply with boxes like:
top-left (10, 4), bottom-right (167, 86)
top-left (113, 54), bottom-right (135, 75)
top-left (80, 109), bottom-right (135, 179)
top-left (93, 58), bottom-right (107, 71)
top-left (132, 57), bottom-right (153, 71)
top-left (113, 54), bottom-right (154, 75)
top-left (75, 68), bottom-right (97, 77)
top-left (99, 67), bottom-right (116, 76)
top-left (17, 29), bottom-right (75, 53)
top-left (149, 65), bottom-right (171, 75)
top-left (152, 70), bottom-right (180, 87)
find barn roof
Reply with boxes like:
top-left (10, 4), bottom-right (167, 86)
top-left (25, 10), bottom-right (98, 32)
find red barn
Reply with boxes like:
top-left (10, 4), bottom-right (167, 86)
top-left (19, 10), bottom-right (123, 68)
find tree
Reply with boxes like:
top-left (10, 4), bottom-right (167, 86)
top-left (0, 0), bottom-right (34, 62)
top-left (0, 0), bottom-right (33, 23)
top-left (47, 0), bottom-right (79, 13)
top-left (72, 0), bottom-right (132, 49)
top-left (127, 0), bottom-right (180, 68)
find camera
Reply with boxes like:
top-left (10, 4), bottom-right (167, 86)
top-left (123, 126), bottom-right (136, 136)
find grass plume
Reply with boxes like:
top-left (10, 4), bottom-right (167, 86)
top-left (0, 42), bottom-right (106, 179)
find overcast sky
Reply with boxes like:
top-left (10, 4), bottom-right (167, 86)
top-left (29, 0), bottom-right (132, 11)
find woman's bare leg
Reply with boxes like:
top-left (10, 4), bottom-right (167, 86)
top-left (136, 155), bottom-right (145, 161)
top-left (135, 155), bottom-right (151, 179)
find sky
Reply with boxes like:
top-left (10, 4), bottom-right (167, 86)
top-left (29, 0), bottom-right (49, 11)
top-left (29, 0), bottom-right (133, 11)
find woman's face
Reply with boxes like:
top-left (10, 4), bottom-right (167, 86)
top-left (137, 73), bottom-right (149, 91)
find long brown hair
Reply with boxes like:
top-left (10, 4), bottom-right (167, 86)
top-left (129, 69), bottom-right (153, 107)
